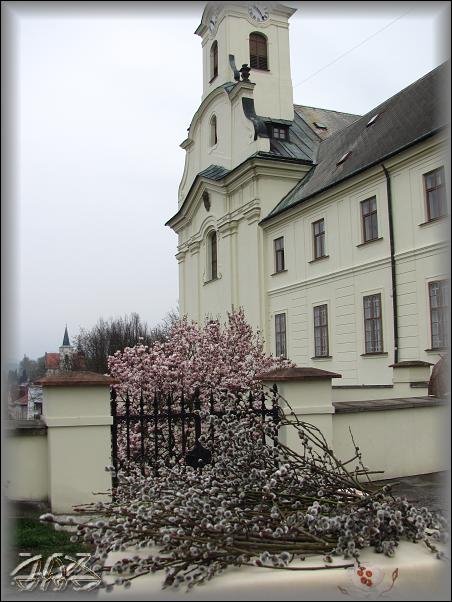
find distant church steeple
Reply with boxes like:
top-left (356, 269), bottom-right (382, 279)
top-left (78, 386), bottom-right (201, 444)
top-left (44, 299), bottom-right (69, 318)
top-left (62, 325), bottom-right (70, 347)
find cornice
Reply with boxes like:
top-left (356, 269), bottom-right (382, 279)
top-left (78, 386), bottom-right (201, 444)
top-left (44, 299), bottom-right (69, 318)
top-left (267, 256), bottom-right (392, 298)
top-left (218, 219), bottom-right (239, 238)
top-left (167, 155), bottom-right (311, 232)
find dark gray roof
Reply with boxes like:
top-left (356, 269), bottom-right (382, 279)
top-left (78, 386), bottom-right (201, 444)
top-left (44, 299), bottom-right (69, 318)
top-left (294, 105), bottom-right (361, 140)
top-left (268, 110), bottom-right (320, 161)
top-left (198, 164), bottom-right (230, 180)
top-left (264, 63), bottom-right (448, 222)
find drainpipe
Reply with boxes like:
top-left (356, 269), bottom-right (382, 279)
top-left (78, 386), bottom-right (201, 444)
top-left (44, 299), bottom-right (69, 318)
top-left (382, 164), bottom-right (399, 365)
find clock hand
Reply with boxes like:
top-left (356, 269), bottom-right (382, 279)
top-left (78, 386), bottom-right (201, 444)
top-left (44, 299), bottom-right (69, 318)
top-left (256, 6), bottom-right (264, 18)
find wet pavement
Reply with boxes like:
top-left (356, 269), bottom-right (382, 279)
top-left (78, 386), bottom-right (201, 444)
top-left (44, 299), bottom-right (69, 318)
top-left (375, 471), bottom-right (449, 513)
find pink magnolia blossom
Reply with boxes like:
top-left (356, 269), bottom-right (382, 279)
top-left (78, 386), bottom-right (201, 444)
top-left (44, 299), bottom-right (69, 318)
top-left (108, 307), bottom-right (293, 406)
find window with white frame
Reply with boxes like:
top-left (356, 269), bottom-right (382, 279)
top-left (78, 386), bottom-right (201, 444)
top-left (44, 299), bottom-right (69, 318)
top-left (207, 231), bottom-right (218, 281)
top-left (312, 219), bottom-right (326, 259)
top-left (314, 305), bottom-right (329, 357)
top-left (424, 167), bottom-right (447, 221)
top-left (361, 196), bottom-right (379, 242)
top-left (274, 237), bottom-right (285, 273)
top-left (275, 313), bottom-right (287, 358)
top-left (429, 280), bottom-right (448, 349)
top-left (363, 293), bottom-right (384, 353)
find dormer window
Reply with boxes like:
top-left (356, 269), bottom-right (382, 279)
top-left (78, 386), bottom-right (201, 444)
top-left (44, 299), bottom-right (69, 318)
top-left (271, 125), bottom-right (288, 141)
top-left (336, 151), bottom-right (352, 166)
top-left (210, 114), bottom-right (218, 146)
top-left (210, 41), bottom-right (218, 82)
top-left (249, 32), bottom-right (268, 70)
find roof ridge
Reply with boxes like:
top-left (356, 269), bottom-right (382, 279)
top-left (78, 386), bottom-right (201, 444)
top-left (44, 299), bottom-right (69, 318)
top-left (293, 103), bottom-right (361, 118)
top-left (313, 62), bottom-right (447, 148)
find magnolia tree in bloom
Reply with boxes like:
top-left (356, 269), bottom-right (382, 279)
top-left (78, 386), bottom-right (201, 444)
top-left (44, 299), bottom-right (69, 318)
top-left (108, 307), bottom-right (293, 404)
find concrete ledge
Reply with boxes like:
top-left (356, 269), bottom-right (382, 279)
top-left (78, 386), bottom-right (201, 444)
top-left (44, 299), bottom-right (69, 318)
top-left (332, 384), bottom-right (393, 389)
top-left (334, 396), bottom-right (446, 413)
top-left (389, 360), bottom-right (434, 368)
top-left (283, 405), bottom-right (335, 415)
top-left (44, 416), bottom-right (113, 427)
top-left (6, 420), bottom-right (47, 436)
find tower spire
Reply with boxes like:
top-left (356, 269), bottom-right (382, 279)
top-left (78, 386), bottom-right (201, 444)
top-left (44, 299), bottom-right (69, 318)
top-left (62, 325), bottom-right (70, 347)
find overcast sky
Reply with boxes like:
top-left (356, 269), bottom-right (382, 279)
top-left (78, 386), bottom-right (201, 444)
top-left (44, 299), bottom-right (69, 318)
top-left (5, 0), bottom-right (449, 362)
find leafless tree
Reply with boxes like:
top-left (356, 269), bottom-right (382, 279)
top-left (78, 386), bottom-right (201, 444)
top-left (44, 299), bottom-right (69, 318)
top-left (74, 311), bottom-right (179, 374)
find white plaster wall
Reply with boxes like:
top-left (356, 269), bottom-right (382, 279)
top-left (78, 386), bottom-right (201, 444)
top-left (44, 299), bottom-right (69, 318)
top-left (333, 405), bottom-right (449, 480)
top-left (177, 162), bottom-right (309, 328)
top-left (8, 432), bottom-right (49, 501)
top-left (42, 386), bottom-right (113, 513)
top-left (262, 137), bottom-right (448, 385)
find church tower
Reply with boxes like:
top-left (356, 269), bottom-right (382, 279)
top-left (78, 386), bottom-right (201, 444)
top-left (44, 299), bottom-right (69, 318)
top-left (59, 325), bottom-right (75, 370)
top-left (177, 2), bottom-right (298, 205)
top-left (167, 1), bottom-right (310, 336)
top-left (196, 2), bottom-right (296, 120)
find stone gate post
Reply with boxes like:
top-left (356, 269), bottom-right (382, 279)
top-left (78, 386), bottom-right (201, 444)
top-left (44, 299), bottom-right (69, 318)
top-left (259, 367), bottom-right (341, 451)
top-left (35, 372), bottom-right (116, 514)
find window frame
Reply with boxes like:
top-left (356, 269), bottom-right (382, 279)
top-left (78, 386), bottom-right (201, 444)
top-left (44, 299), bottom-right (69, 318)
top-left (210, 41), bottom-right (218, 82)
top-left (424, 166), bottom-right (447, 222)
top-left (363, 293), bottom-right (384, 354)
top-left (428, 280), bottom-right (449, 349)
top-left (313, 304), bottom-right (329, 358)
top-left (272, 126), bottom-right (288, 140)
top-left (274, 237), bottom-right (285, 273)
top-left (249, 32), bottom-right (269, 71)
top-left (312, 218), bottom-right (326, 260)
top-left (275, 313), bottom-right (287, 358)
top-left (207, 230), bottom-right (218, 281)
top-left (361, 196), bottom-right (379, 243)
top-left (209, 114), bottom-right (218, 147)
top-left (210, 231), bottom-right (217, 280)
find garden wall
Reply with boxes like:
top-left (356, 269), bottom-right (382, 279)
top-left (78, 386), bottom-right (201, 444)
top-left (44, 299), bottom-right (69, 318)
top-left (7, 420), bottom-right (49, 502)
top-left (6, 368), bottom-right (448, 512)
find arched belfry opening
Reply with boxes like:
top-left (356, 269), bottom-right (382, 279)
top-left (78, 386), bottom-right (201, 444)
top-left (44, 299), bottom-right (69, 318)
top-left (210, 40), bottom-right (218, 81)
top-left (210, 114), bottom-right (218, 146)
top-left (208, 230), bottom-right (218, 280)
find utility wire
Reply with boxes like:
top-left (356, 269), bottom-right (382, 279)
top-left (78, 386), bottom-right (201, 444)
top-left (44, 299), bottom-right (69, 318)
top-left (293, 8), bottom-right (413, 88)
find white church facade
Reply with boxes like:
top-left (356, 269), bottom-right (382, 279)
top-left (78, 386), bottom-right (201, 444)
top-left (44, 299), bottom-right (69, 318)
top-left (166, 2), bottom-right (449, 388)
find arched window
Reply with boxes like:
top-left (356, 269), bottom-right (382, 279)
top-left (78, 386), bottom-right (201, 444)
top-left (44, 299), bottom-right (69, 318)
top-left (210, 114), bottom-right (218, 146)
top-left (249, 32), bottom-right (268, 70)
top-left (208, 231), bottom-right (218, 280)
top-left (210, 41), bottom-right (218, 81)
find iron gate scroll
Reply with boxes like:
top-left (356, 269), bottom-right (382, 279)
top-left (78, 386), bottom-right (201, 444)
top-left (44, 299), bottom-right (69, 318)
top-left (110, 386), bottom-right (280, 482)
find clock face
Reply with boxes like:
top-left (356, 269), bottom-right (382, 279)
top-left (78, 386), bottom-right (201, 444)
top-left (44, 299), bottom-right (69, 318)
top-left (248, 3), bottom-right (269, 23)
top-left (208, 13), bottom-right (218, 33)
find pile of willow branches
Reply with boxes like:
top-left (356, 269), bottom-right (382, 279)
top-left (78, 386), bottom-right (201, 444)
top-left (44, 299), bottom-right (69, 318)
top-left (41, 391), bottom-right (447, 592)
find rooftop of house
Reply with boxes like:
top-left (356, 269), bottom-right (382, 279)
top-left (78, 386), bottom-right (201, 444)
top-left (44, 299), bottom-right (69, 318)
top-left (264, 62), bottom-right (448, 221)
top-left (44, 352), bottom-right (60, 370)
top-left (168, 63), bottom-right (447, 228)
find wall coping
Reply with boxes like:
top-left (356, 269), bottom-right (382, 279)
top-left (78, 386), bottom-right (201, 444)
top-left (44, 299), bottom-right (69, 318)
top-left (333, 384), bottom-right (393, 390)
top-left (259, 367), bottom-right (342, 381)
top-left (389, 361), bottom-right (434, 368)
top-left (333, 396), bottom-right (446, 414)
top-left (34, 371), bottom-right (117, 387)
top-left (6, 420), bottom-right (47, 435)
